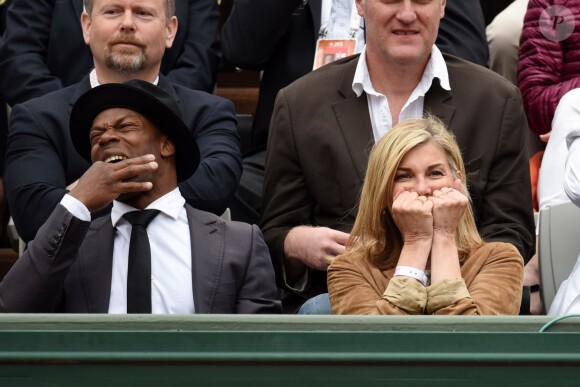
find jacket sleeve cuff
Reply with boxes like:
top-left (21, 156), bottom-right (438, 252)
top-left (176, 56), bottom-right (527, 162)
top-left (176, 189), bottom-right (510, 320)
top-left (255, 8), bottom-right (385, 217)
top-left (426, 278), bottom-right (470, 313)
top-left (383, 277), bottom-right (427, 314)
top-left (282, 266), bottom-right (310, 294)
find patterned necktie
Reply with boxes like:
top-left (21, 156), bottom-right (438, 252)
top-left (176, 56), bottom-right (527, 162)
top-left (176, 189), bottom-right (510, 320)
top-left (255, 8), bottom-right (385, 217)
top-left (123, 209), bottom-right (160, 313)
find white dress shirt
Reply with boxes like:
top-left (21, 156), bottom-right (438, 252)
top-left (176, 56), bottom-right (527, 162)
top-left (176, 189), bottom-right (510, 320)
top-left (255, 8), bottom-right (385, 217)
top-left (61, 188), bottom-right (194, 314)
top-left (89, 68), bottom-right (159, 87)
top-left (352, 45), bottom-right (450, 142)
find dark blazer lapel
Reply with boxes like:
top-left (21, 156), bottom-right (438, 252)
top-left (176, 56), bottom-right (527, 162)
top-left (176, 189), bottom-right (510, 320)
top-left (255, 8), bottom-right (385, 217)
top-left (72, 0), bottom-right (84, 25)
top-left (158, 76), bottom-right (181, 105)
top-left (186, 205), bottom-right (223, 313)
top-left (424, 78), bottom-right (455, 129)
top-left (332, 56), bottom-right (374, 181)
top-left (68, 75), bottom-right (92, 113)
top-left (309, 0), bottom-right (322, 40)
top-left (78, 215), bottom-right (115, 312)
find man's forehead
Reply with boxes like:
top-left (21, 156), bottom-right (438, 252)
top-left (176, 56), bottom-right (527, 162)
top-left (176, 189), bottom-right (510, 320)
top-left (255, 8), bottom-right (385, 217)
top-left (91, 108), bottom-right (144, 125)
top-left (91, 0), bottom-right (165, 9)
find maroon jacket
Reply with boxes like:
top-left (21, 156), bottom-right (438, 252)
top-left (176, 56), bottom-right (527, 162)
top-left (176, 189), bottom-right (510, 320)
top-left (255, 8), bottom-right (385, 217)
top-left (518, 0), bottom-right (580, 136)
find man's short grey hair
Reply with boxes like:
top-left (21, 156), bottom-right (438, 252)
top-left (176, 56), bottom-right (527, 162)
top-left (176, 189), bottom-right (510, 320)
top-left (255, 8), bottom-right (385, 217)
top-left (83, 0), bottom-right (176, 19)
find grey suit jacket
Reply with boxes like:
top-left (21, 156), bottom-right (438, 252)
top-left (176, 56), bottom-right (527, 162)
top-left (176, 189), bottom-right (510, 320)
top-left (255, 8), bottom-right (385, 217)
top-left (261, 54), bottom-right (535, 308)
top-left (0, 204), bottom-right (281, 314)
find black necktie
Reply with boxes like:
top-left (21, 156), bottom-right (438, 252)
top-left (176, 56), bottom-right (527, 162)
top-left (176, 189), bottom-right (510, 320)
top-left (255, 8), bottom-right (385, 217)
top-left (123, 209), bottom-right (160, 313)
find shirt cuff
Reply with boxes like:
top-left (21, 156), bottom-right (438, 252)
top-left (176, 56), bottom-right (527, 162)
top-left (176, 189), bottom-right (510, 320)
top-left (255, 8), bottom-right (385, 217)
top-left (60, 194), bottom-right (91, 222)
top-left (282, 265), bottom-right (309, 294)
top-left (426, 278), bottom-right (471, 314)
top-left (383, 277), bottom-right (427, 314)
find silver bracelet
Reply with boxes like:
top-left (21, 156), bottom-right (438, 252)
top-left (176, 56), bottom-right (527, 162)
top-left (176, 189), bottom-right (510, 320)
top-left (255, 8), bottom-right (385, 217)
top-left (394, 266), bottom-right (430, 287)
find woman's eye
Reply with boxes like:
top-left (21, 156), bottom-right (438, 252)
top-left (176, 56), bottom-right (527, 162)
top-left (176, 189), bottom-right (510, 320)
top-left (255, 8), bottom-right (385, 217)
top-left (395, 174), bottom-right (409, 181)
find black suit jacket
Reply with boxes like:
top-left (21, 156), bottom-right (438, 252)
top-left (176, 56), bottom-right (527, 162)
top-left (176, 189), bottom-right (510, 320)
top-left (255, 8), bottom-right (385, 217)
top-left (222, 0), bottom-right (488, 150)
top-left (0, 0), bottom-right (8, 173)
top-left (4, 75), bottom-right (242, 243)
top-left (261, 54), bottom-right (535, 309)
top-left (0, 204), bottom-right (281, 313)
top-left (0, 0), bottom-right (221, 105)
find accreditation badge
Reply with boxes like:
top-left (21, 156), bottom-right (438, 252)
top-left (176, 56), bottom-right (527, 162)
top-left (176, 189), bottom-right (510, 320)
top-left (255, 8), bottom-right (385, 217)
top-left (313, 39), bottom-right (357, 71)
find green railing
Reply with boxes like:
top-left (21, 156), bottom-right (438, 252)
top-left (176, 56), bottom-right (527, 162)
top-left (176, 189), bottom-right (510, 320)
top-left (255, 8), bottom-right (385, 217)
top-left (0, 315), bottom-right (579, 386)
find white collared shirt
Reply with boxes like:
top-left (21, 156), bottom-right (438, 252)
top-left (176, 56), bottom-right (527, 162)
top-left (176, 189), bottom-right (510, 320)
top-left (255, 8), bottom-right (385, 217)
top-left (61, 188), bottom-right (194, 314)
top-left (89, 68), bottom-right (159, 88)
top-left (352, 45), bottom-right (451, 142)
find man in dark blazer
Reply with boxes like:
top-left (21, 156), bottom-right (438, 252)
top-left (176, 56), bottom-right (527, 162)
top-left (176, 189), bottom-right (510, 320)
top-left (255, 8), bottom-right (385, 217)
top-left (3, 0), bottom-right (241, 243)
top-left (222, 0), bottom-right (488, 223)
top-left (261, 0), bottom-right (535, 312)
top-left (223, 0), bottom-right (487, 151)
top-left (0, 0), bottom-right (11, 244)
top-left (0, 0), bottom-right (220, 104)
top-left (0, 79), bottom-right (281, 314)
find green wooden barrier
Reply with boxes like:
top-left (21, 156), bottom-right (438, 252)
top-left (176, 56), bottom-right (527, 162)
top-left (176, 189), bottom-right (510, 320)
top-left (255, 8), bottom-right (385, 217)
top-left (0, 315), bottom-right (578, 386)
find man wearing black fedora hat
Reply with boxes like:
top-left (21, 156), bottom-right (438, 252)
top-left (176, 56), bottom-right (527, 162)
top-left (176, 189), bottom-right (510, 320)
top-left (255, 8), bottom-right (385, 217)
top-left (0, 80), bottom-right (281, 314)
top-left (4, 0), bottom-right (241, 244)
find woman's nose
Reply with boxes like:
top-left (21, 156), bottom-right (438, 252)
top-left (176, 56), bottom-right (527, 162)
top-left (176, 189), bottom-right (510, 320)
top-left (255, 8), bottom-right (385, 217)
top-left (414, 178), bottom-right (433, 197)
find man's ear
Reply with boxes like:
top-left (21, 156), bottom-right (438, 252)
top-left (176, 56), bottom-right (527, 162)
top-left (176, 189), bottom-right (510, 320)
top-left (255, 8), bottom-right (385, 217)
top-left (160, 137), bottom-right (176, 158)
top-left (165, 16), bottom-right (178, 49)
top-left (81, 11), bottom-right (91, 45)
top-left (355, 0), bottom-right (364, 17)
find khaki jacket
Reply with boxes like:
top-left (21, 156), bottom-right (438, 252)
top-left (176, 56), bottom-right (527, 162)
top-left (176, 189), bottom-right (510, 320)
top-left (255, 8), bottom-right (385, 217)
top-left (328, 242), bottom-right (524, 315)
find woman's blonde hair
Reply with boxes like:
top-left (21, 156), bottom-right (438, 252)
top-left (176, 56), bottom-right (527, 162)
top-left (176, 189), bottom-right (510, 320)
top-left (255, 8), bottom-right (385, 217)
top-left (345, 117), bottom-right (483, 270)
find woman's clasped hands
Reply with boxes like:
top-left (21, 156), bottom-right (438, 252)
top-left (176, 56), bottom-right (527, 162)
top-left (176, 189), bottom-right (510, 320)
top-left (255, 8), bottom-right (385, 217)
top-left (392, 178), bottom-right (468, 245)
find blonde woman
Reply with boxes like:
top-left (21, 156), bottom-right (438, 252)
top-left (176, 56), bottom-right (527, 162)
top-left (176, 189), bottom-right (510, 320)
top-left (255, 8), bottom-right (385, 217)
top-left (328, 118), bottom-right (524, 315)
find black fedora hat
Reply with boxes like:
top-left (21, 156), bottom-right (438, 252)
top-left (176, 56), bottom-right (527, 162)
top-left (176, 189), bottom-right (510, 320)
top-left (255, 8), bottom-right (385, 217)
top-left (69, 79), bottom-right (200, 183)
